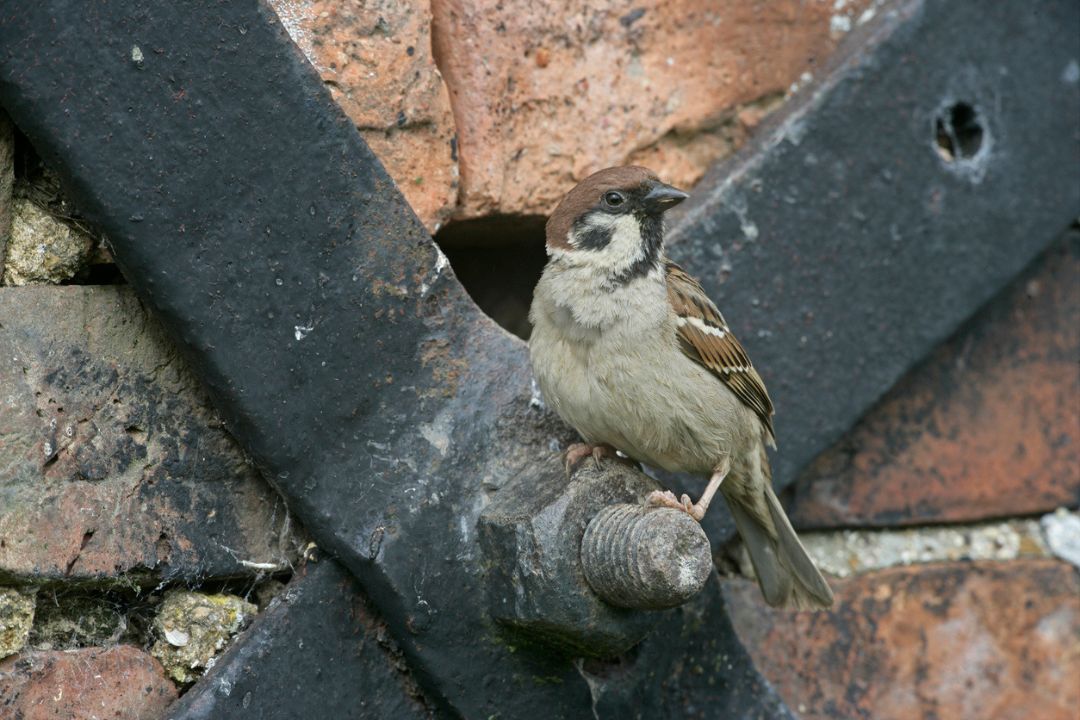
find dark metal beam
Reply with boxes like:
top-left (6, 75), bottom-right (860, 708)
top-left (166, 558), bottom-right (435, 720)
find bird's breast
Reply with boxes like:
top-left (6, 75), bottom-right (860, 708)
top-left (529, 277), bottom-right (740, 474)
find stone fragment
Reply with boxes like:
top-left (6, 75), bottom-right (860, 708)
top-left (150, 590), bottom-right (257, 684)
top-left (0, 645), bottom-right (177, 719)
top-left (431, 0), bottom-right (869, 219)
top-left (1, 197), bottom-right (94, 284)
top-left (1041, 507), bottom-right (1080, 569)
top-left (0, 286), bottom-right (301, 583)
top-left (0, 588), bottom-right (35, 659)
top-left (724, 560), bottom-right (1080, 720)
top-left (270, 0), bottom-right (458, 232)
top-left (789, 236), bottom-right (1080, 528)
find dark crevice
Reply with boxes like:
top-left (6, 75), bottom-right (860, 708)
top-left (66, 261), bottom-right (127, 285)
top-left (79, 530), bottom-right (95, 550)
top-left (63, 530), bottom-right (95, 576)
top-left (433, 215), bottom-right (548, 340)
top-left (21, 570), bottom-right (294, 656)
top-left (578, 642), bottom-right (643, 678)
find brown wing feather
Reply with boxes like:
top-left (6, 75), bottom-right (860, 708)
top-left (666, 261), bottom-right (776, 442)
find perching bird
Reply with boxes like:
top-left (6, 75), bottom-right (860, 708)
top-left (528, 166), bottom-right (833, 610)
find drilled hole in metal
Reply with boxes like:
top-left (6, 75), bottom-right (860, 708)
top-left (935, 102), bottom-right (983, 162)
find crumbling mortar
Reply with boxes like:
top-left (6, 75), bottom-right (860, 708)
top-left (726, 509), bottom-right (1078, 584)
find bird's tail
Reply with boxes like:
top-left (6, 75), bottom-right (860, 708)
top-left (723, 463), bottom-right (834, 610)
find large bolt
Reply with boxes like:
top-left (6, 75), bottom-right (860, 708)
top-left (581, 504), bottom-right (712, 609)
top-left (479, 459), bottom-right (714, 657)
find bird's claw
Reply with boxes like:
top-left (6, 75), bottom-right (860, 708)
top-left (644, 490), bottom-right (706, 522)
top-left (564, 443), bottom-right (621, 475)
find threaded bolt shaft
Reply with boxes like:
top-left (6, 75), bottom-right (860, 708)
top-left (580, 504), bottom-right (712, 610)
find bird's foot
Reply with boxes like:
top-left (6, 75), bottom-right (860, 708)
top-left (644, 459), bottom-right (728, 522)
top-left (644, 490), bottom-right (706, 522)
top-left (564, 442), bottom-right (620, 474)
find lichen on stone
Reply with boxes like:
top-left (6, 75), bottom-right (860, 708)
top-left (150, 590), bottom-right (257, 684)
top-left (0, 587), bottom-right (36, 659)
top-left (2, 197), bottom-right (95, 285)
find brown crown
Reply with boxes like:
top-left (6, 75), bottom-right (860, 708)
top-left (545, 166), bottom-right (659, 250)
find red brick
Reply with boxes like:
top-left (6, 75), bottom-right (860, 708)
top-left (269, 0), bottom-right (458, 232)
top-left (431, 0), bottom-right (870, 220)
top-left (724, 559), bottom-right (1080, 720)
top-left (789, 236), bottom-right (1080, 528)
top-left (0, 645), bottom-right (177, 720)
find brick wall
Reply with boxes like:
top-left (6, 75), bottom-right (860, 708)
top-left (1, 2), bottom-right (1077, 717)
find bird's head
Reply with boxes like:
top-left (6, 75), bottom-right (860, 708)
top-left (545, 166), bottom-right (688, 282)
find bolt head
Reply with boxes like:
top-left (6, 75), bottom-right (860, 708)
top-left (478, 460), bottom-right (661, 657)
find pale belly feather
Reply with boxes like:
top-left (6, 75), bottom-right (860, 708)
top-left (529, 275), bottom-right (753, 475)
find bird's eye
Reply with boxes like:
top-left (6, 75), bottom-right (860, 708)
top-left (603, 191), bottom-right (626, 208)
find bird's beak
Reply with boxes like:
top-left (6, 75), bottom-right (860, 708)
top-left (643, 181), bottom-right (689, 214)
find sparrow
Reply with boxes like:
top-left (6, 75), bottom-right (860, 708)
top-left (528, 166), bottom-right (833, 609)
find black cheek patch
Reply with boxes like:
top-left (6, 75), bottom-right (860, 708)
top-left (572, 217), bottom-right (614, 250)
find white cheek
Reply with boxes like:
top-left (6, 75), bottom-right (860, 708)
top-left (608, 215), bottom-right (646, 264)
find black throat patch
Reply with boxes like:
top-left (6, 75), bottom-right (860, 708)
top-left (609, 213), bottom-right (663, 285)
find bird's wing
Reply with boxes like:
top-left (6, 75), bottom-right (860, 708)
top-left (665, 260), bottom-right (776, 443)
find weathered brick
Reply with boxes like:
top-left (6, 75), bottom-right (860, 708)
top-left (789, 234), bottom-right (1080, 528)
top-left (431, 0), bottom-right (871, 219)
top-left (0, 286), bottom-right (300, 583)
top-left (269, 0), bottom-right (458, 232)
top-left (0, 645), bottom-right (177, 720)
top-left (723, 559), bottom-right (1080, 720)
